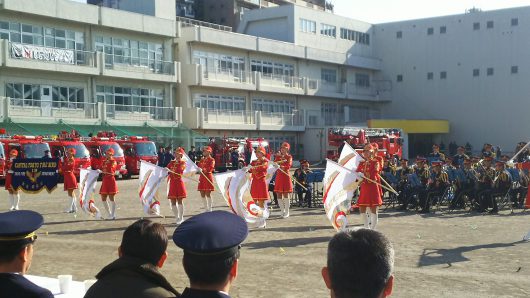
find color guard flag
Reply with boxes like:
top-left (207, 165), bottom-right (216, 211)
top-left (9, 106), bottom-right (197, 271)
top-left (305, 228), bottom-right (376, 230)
top-left (323, 159), bottom-right (361, 231)
top-left (338, 142), bottom-right (363, 171)
top-left (181, 152), bottom-right (201, 182)
top-left (250, 149), bottom-right (277, 184)
top-left (214, 169), bottom-right (269, 224)
top-left (138, 161), bottom-right (168, 216)
top-left (78, 168), bottom-right (100, 217)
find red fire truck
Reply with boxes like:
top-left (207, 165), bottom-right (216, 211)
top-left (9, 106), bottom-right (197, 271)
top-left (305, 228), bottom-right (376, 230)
top-left (82, 132), bottom-right (128, 178)
top-left (327, 127), bottom-right (403, 161)
top-left (116, 136), bottom-right (158, 177)
top-left (1, 135), bottom-right (51, 160)
top-left (47, 131), bottom-right (91, 177)
top-left (208, 137), bottom-right (271, 171)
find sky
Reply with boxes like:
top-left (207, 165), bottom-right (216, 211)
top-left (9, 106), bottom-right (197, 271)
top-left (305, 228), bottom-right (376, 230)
top-left (331, 0), bottom-right (530, 23)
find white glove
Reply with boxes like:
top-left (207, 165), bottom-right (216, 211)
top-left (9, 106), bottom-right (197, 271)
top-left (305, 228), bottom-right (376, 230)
top-left (198, 168), bottom-right (203, 173)
top-left (273, 163), bottom-right (280, 169)
top-left (97, 169), bottom-right (103, 173)
top-left (243, 166), bottom-right (251, 172)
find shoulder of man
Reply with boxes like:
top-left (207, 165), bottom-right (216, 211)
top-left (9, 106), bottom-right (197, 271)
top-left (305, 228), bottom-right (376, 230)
top-left (0, 273), bottom-right (54, 298)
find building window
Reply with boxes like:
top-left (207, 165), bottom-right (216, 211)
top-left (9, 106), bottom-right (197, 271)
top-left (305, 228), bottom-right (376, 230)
top-left (396, 31), bottom-right (402, 39)
top-left (192, 94), bottom-right (245, 111)
top-left (487, 67), bottom-right (494, 76)
top-left (321, 103), bottom-right (338, 126)
top-left (193, 51), bottom-right (246, 76)
top-left (427, 27), bottom-right (434, 35)
top-left (300, 18), bottom-right (316, 34)
top-left (396, 74), bottom-right (403, 82)
top-left (96, 85), bottom-right (165, 115)
top-left (252, 98), bottom-right (295, 113)
top-left (511, 18), bottom-right (519, 26)
top-left (473, 69), bottom-right (480, 77)
top-left (321, 68), bottom-right (337, 84)
top-left (6, 83), bottom-right (84, 108)
top-left (251, 59), bottom-right (294, 77)
top-left (355, 73), bottom-right (370, 88)
top-left (440, 26), bottom-right (447, 34)
top-left (320, 23), bottom-right (336, 38)
top-left (511, 66), bottom-right (518, 74)
top-left (96, 36), bottom-right (164, 71)
top-left (486, 21), bottom-right (494, 29)
top-left (427, 72), bottom-right (434, 80)
top-left (339, 28), bottom-right (370, 45)
top-left (440, 71), bottom-right (447, 79)
top-left (473, 22), bottom-right (480, 30)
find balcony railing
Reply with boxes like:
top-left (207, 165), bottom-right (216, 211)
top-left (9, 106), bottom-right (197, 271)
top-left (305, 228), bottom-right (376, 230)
top-left (203, 67), bottom-right (251, 84)
top-left (177, 16), bottom-right (232, 32)
top-left (106, 104), bottom-right (175, 121)
top-left (103, 54), bottom-right (174, 75)
top-left (8, 98), bottom-right (98, 119)
top-left (260, 73), bottom-right (304, 89)
top-left (261, 111), bottom-right (303, 126)
top-left (204, 110), bottom-right (255, 125)
top-left (347, 83), bottom-right (376, 97)
top-left (9, 42), bottom-right (96, 67)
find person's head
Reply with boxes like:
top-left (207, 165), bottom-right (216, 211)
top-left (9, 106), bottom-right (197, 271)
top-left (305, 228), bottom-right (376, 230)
top-left (432, 161), bottom-right (442, 172)
top-left (322, 229), bottom-right (394, 298)
top-left (118, 219), bottom-right (168, 268)
top-left (105, 148), bottom-right (114, 159)
top-left (432, 144), bottom-right (440, 153)
top-left (483, 156), bottom-right (493, 167)
top-left (301, 160), bottom-right (309, 170)
top-left (191, 146), bottom-right (196, 150)
top-left (484, 143), bottom-right (493, 152)
top-left (256, 146), bottom-right (266, 159)
top-left (464, 158), bottom-right (472, 169)
top-left (0, 210), bottom-right (44, 275)
top-left (173, 211), bottom-right (248, 292)
top-left (400, 159), bottom-right (409, 167)
top-left (280, 142), bottom-right (290, 154)
top-left (457, 146), bottom-right (465, 155)
top-left (415, 156), bottom-right (426, 166)
top-left (44, 150), bottom-right (51, 156)
top-left (174, 147), bottom-right (185, 160)
top-left (67, 147), bottom-right (76, 158)
top-left (9, 149), bottom-right (18, 159)
top-left (362, 144), bottom-right (373, 160)
top-left (164, 146), bottom-right (171, 153)
top-left (495, 161), bottom-right (505, 171)
top-left (203, 146), bottom-right (212, 157)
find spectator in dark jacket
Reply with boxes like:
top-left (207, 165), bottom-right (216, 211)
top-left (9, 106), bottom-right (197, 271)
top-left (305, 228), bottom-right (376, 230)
top-left (157, 147), bottom-right (165, 167)
top-left (162, 147), bottom-right (174, 168)
top-left (84, 219), bottom-right (180, 298)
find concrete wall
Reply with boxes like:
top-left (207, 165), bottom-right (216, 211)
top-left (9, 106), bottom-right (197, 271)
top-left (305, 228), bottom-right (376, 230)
top-left (374, 7), bottom-right (530, 152)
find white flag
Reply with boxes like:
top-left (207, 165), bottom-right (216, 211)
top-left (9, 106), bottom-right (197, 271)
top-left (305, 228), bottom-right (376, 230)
top-left (338, 142), bottom-right (363, 171)
top-left (139, 161), bottom-right (168, 216)
top-left (250, 149), bottom-right (277, 184)
top-left (214, 169), bottom-right (269, 224)
top-left (78, 168), bottom-right (100, 215)
top-left (323, 159), bottom-right (361, 231)
top-left (181, 152), bottom-right (201, 182)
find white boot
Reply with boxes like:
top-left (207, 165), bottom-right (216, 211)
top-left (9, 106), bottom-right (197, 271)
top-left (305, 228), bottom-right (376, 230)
top-left (370, 212), bottom-right (379, 230)
top-left (361, 213), bottom-right (370, 229)
top-left (278, 197), bottom-right (285, 217)
top-left (71, 194), bottom-right (78, 213)
top-left (110, 201), bottom-right (116, 219)
top-left (13, 193), bottom-right (20, 210)
top-left (90, 202), bottom-right (102, 219)
top-left (103, 201), bottom-right (111, 217)
top-left (207, 196), bottom-right (213, 212)
top-left (366, 211), bottom-right (371, 227)
top-left (257, 217), bottom-right (266, 228)
top-left (66, 196), bottom-right (75, 213)
top-left (8, 194), bottom-right (14, 211)
top-left (177, 203), bottom-right (184, 224)
top-left (201, 197), bottom-right (208, 212)
top-left (283, 198), bottom-right (290, 218)
top-left (171, 204), bottom-right (179, 224)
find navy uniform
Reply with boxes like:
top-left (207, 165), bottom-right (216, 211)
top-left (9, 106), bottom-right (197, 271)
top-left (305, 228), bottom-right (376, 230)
top-left (453, 146), bottom-right (469, 168)
top-left (293, 160), bottom-right (312, 208)
top-left (408, 157), bottom-right (430, 207)
top-left (396, 159), bottom-right (416, 210)
top-left (0, 210), bottom-right (53, 298)
top-left (475, 157), bottom-right (495, 210)
top-left (429, 144), bottom-right (446, 163)
top-left (479, 161), bottom-right (511, 213)
top-left (452, 158), bottom-right (478, 209)
top-left (419, 161), bottom-right (449, 213)
top-left (173, 211), bottom-right (248, 298)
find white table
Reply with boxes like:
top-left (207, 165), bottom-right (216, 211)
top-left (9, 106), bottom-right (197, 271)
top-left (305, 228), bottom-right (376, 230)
top-left (25, 275), bottom-right (87, 298)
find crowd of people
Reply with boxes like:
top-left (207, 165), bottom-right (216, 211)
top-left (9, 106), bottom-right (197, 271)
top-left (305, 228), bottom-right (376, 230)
top-left (0, 210), bottom-right (395, 298)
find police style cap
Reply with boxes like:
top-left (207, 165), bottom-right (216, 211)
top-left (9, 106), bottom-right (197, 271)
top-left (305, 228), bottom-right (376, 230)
top-left (173, 211), bottom-right (248, 259)
top-left (0, 210), bottom-right (43, 242)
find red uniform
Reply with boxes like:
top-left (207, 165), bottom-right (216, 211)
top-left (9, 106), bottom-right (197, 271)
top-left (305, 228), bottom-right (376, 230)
top-left (197, 156), bottom-right (215, 191)
top-left (167, 160), bottom-right (187, 200)
top-left (4, 159), bottom-right (14, 191)
top-left (250, 158), bottom-right (269, 200)
top-left (99, 158), bottom-right (118, 195)
top-left (62, 157), bottom-right (78, 191)
top-left (274, 153), bottom-right (293, 193)
top-left (356, 158), bottom-right (383, 207)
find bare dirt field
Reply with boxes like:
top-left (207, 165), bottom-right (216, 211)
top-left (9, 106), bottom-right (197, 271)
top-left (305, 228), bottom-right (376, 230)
top-left (3, 178), bottom-right (529, 297)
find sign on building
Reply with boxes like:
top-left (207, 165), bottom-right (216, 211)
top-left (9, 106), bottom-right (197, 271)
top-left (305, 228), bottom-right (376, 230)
top-left (11, 43), bottom-right (75, 65)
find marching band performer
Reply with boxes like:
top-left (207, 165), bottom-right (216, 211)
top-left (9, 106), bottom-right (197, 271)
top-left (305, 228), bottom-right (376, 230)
top-left (274, 142), bottom-right (293, 218)
top-left (5, 149), bottom-right (20, 211)
top-left (61, 147), bottom-right (78, 213)
top-left (478, 161), bottom-right (510, 213)
top-left (99, 148), bottom-right (119, 219)
top-left (167, 147), bottom-right (187, 224)
top-left (356, 144), bottom-right (383, 229)
top-left (249, 146), bottom-right (269, 228)
top-left (419, 161), bottom-right (449, 213)
top-left (197, 146), bottom-right (215, 212)
top-left (293, 160), bottom-right (312, 208)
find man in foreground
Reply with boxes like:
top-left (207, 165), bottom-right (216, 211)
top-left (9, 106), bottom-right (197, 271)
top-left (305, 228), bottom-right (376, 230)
top-left (173, 211), bottom-right (248, 298)
top-left (0, 210), bottom-right (53, 298)
top-left (322, 228), bottom-right (394, 298)
top-left (85, 219), bottom-right (180, 298)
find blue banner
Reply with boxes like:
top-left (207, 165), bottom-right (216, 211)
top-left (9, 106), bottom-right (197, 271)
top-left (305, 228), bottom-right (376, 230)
top-left (12, 158), bottom-right (59, 193)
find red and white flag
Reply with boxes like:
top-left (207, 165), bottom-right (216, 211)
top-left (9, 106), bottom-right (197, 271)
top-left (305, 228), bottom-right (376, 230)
top-left (138, 161), bottom-right (168, 216)
top-left (338, 142), bottom-right (363, 171)
top-left (78, 168), bottom-right (100, 216)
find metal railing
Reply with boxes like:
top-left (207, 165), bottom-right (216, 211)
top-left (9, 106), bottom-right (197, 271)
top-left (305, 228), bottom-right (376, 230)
top-left (177, 16), bottom-right (232, 32)
top-left (260, 73), bottom-right (304, 89)
top-left (106, 104), bottom-right (175, 121)
top-left (103, 54), bottom-right (174, 75)
top-left (320, 81), bottom-right (344, 93)
top-left (307, 79), bottom-right (319, 90)
top-left (203, 67), bottom-right (251, 84)
top-left (260, 111), bottom-right (303, 126)
top-left (9, 42), bottom-right (96, 67)
top-left (204, 110), bottom-right (255, 125)
top-left (8, 98), bottom-right (98, 119)
top-left (347, 83), bottom-right (376, 97)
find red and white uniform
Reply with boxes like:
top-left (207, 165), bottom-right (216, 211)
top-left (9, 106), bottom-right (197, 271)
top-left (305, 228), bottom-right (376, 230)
top-left (250, 158), bottom-right (269, 200)
top-left (273, 153), bottom-right (293, 193)
top-left (356, 158), bottom-right (383, 207)
top-left (62, 157), bottom-right (78, 191)
top-left (4, 159), bottom-right (14, 191)
top-left (99, 158), bottom-right (118, 195)
top-left (197, 157), bottom-right (215, 191)
top-left (167, 159), bottom-right (186, 200)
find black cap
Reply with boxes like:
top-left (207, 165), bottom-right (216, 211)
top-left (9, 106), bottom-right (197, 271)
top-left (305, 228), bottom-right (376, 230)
top-left (0, 210), bottom-right (43, 242)
top-left (173, 211), bottom-right (248, 259)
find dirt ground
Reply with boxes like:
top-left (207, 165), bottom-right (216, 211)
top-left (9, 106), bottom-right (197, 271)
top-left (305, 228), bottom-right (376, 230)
top-left (3, 178), bottom-right (529, 298)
